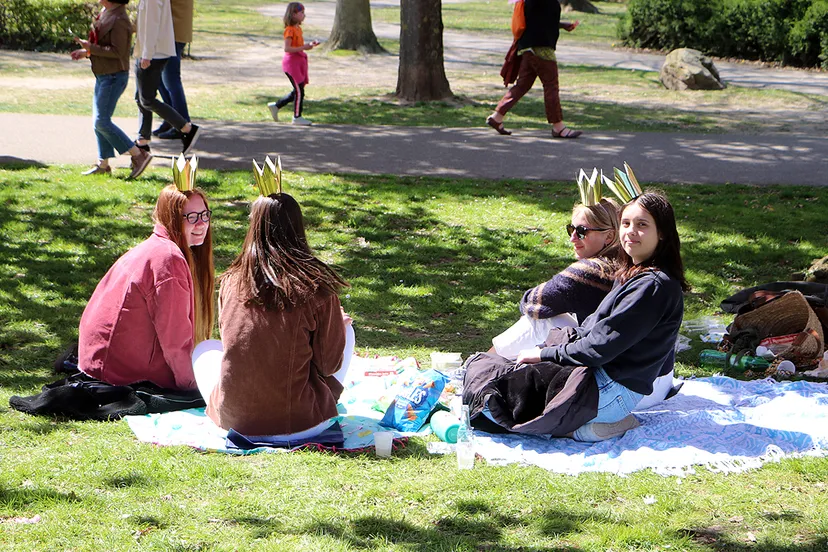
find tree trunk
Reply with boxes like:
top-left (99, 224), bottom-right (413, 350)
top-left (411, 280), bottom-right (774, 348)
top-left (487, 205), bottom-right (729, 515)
top-left (395, 0), bottom-right (453, 101)
top-left (560, 0), bottom-right (600, 14)
top-left (326, 0), bottom-right (386, 54)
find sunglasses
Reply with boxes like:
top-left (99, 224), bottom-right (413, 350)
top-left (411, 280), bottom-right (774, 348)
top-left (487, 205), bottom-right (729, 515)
top-left (566, 224), bottom-right (609, 239)
top-left (183, 209), bottom-right (212, 224)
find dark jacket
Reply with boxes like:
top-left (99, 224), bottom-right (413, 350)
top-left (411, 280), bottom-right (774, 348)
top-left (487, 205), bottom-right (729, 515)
top-left (517, 0), bottom-right (561, 51)
top-left (88, 4), bottom-right (133, 75)
top-left (462, 351), bottom-right (599, 437)
top-left (540, 269), bottom-right (684, 395)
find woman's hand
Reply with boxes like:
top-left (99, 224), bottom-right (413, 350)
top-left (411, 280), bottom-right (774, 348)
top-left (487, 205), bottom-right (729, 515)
top-left (306, 40), bottom-right (320, 50)
top-left (562, 20), bottom-right (580, 32)
top-left (341, 307), bottom-right (353, 326)
top-left (140, 58), bottom-right (151, 69)
top-left (516, 347), bottom-right (542, 365)
top-left (74, 36), bottom-right (90, 50)
top-left (70, 48), bottom-right (88, 60)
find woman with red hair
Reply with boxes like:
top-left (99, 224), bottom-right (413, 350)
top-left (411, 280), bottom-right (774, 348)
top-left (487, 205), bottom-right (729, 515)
top-left (78, 183), bottom-right (215, 390)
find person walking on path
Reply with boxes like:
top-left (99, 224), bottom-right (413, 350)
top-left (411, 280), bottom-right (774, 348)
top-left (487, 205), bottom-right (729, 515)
top-left (153, 0), bottom-right (193, 140)
top-left (134, 0), bottom-right (201, 154)
top-left (487, 0), bottom-right (582, 138)
top-left (71, 0), bottom-right (152, 179)
top-left (267, 2), bottom-right (319, 126)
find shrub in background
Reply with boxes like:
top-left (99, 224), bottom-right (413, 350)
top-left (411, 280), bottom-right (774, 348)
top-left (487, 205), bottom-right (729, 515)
top-left (789, 0), bottom-right (828, 68)
top-left (620, 0), bottom-right (828, 69)
top-left (0, 0), bottom-right (96, 52)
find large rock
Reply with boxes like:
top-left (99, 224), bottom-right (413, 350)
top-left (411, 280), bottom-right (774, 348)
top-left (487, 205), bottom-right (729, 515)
top-left (806, 256), bottom-right (828, 283)
top-left (660, 48), bottom-right (726, 91)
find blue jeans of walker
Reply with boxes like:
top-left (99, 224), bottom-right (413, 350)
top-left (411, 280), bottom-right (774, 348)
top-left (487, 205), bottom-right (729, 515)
top-left (92, 72), bottom-right (134, 160)
top-left (572, 367), bottom-right (643, 442)
top-left (158, 42), bottom-right (190, 122)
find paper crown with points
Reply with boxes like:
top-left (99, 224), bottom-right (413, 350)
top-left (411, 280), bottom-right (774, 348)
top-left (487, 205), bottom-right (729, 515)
top-left (172, 154), bottom-right (198, 192)
top-left (576, 162), bottom-right (643, 206)
top-left (252, 155), bottom-right (282, 196)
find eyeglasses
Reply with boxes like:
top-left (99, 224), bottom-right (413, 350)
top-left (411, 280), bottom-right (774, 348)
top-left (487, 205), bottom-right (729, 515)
top-left (566, 224), bottom-right (609, 239)
top-left (183, 209), bottom-right (212, 224)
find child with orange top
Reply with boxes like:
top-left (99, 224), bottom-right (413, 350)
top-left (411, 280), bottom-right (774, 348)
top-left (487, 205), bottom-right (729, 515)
top-left (268, 2), bottom-right (319, 125)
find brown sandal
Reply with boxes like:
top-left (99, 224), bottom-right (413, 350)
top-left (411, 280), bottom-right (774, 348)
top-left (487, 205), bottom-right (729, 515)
top-left (486, 116), bottom-right (512, 135)
top-left (552, 126), bottom-right (583, 139)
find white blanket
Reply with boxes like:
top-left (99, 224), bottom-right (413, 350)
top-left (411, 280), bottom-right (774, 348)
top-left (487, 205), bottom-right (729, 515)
top-left (472, 376), bottom-right (828, 476)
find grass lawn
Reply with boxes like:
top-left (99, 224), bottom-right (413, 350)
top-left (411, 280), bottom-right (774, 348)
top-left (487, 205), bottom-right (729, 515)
top-left (1, 165), bottom-right (828, 550)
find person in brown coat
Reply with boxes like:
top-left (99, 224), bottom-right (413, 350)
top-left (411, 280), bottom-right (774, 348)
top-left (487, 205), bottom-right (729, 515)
top-left (70, 0), bottom-right (152, 178)
top-left (195, 192), bottom-right (354, 438)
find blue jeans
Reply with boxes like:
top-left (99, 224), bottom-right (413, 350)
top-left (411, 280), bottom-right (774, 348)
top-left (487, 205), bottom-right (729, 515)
top-left (158, 42), bottom-right (190, 122)
top-left (92, 72), bottom-right (134, 160)
top-left (573, 367), bottom-right (643, 442)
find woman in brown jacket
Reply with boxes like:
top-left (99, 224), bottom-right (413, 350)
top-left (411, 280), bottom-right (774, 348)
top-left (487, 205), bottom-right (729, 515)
top-left (71, 0), bottom-right (152, 179)
top-left (195, 192), bottom-right (354, 438)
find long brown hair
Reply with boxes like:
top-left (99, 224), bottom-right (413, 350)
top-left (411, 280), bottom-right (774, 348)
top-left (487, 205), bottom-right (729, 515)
top-left (221, 193), bottom-right (347, 310)
top-left (616, 191), bottom-right (689, 292)
top-left (283, 2), bottom-right (304, 26)
top-left (153, 185), bottom-right (216, 342)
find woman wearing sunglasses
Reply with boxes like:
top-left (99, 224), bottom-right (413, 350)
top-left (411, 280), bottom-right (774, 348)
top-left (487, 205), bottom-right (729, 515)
top-left (491, 198), bottom-right (620, 359)
top-left (77, 182), bottom-right (215, 390)
top-left (516, 192), bottom-right (688, 441)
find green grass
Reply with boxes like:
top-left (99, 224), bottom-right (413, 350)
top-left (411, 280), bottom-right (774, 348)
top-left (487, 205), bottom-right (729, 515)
top-left (1, 165), bottom-right (828, 549)
top-left (371, 0), bottom-right (628, 47)
top-left (0, 62), bottom-right (819, 134)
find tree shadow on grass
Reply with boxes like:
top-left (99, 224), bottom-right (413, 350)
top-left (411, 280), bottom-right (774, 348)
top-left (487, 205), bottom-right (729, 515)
top-left (0, 485), bottom-right (84, 508)
top-left (679, 527), bottom-right (828, 551)
top-left (297, 501), bottom-right (591, 551)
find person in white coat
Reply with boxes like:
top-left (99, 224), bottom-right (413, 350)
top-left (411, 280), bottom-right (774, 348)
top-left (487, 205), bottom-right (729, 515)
top-left (133, 0), bottom-right (201, 155)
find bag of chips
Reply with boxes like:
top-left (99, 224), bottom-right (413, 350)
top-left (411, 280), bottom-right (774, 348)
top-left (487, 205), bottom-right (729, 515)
top-left (380, 369), bottom-right (448, 432)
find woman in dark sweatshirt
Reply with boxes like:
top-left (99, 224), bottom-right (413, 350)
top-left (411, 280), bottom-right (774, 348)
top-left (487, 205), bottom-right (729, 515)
top-left (517, 192), bottom-right (688, 441)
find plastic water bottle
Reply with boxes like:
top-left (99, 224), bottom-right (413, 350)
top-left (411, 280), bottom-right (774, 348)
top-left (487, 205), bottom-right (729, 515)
top-left (456, 405), bottom-right (475, 469)
top-left (699, 349), bottom-right (770, 371)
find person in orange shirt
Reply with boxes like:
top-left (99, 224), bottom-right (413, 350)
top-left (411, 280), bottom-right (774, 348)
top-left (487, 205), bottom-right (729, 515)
top-left (267, 2), bottom-right (319, 125)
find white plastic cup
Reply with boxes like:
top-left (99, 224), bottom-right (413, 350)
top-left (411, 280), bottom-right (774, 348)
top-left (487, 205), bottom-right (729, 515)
top-left (456, 440), bottom-right (475, 469)
top-left (373, 431), bottom-right (394, 458)
top-left (777, 360), bottom-right (796, 374)
top-left (431, 352), bottom-right (463, 371)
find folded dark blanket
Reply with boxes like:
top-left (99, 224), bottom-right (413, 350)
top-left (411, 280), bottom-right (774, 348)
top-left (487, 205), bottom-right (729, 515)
top-left (9, 372), bottom-right (205, 421)
top-left (225, 421), bottom-right (345, 451)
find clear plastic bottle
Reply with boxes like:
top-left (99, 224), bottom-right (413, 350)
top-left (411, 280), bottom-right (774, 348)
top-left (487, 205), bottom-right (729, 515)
top-left (456, 405), bottom-right (475, 469)
top-left (699, 349), bottom-right (770, 371)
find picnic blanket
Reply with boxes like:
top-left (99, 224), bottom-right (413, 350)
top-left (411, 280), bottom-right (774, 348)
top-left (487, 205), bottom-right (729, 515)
top-left (124, 357), bottom-right (828, 475)
top-left (125, 355), bottom-right (428, 454)
top-left (469, 376), bottom-right (828, 476)
top-left (125, 408), bottom-right (406, 454)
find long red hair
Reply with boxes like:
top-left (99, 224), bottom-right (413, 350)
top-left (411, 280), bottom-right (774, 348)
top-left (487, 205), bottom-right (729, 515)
top-left (153, 185), bottom-right (215, 343)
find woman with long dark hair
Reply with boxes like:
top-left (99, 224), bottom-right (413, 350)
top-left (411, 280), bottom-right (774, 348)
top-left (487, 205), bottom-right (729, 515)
top-left (517, 191), bottom-right (688, 441)
top-left (196, 192), bottom-right (353, 438)
top-left (78, 183), bottom-right (215, 390)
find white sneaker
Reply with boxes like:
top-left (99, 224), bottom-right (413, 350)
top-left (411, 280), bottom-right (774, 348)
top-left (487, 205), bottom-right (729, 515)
top-left (267, 102), bottom-right (279, 122)
top-left (291, 116), bottom-right (312, 126)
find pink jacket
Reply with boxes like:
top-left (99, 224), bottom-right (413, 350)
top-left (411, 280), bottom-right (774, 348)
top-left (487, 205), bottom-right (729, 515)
top-left (78, 224), bottom-right (197, 390)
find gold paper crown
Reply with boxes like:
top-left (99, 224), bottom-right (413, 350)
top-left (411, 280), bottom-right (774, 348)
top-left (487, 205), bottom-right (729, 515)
top-left (172, 154), bottom-right (198, 192)
top-left (252, 156), bottom-right (282, 196)
top-left (601, 162), bottom-right (643, 204)
top-left (576, 168), bottom-right (603, 206)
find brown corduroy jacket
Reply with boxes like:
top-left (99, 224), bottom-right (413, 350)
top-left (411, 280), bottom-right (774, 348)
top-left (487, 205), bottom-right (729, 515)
top-left (170, 0), bottom-right (194, 43)
top-left (88, 4), bottom-right (133, 75)
top-left (207, 276), bottom-right (346, 435)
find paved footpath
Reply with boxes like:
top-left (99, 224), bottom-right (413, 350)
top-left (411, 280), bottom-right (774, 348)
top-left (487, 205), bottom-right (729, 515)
top-left (2, 112), bottom-right (825, 186)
